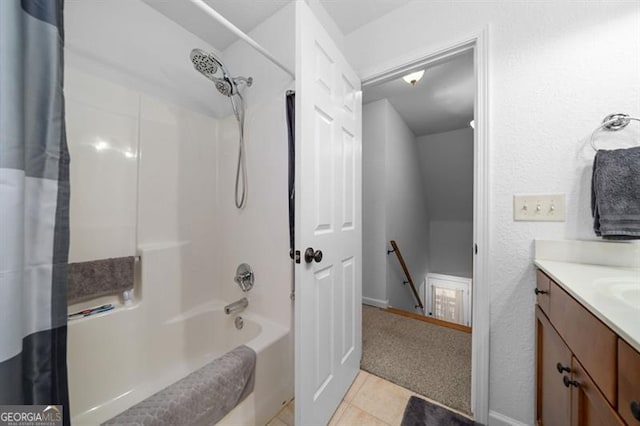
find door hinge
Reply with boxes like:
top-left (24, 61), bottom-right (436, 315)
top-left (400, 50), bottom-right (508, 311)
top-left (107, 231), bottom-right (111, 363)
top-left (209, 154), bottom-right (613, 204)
top-left (295, 250), bottom-right (301, 264)
top-left (474, 244), bottom-right (478, 255)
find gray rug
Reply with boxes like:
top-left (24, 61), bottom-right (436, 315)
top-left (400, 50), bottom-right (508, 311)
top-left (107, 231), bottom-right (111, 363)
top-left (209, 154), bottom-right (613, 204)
top-left (401, 396), bottom-right (474, 426)
top-left (361, 305), bottom-right (472, 414)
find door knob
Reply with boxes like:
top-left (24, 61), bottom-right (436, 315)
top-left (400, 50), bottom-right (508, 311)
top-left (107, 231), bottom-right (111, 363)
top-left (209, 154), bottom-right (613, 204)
top-left (304, 247), bottom-right (323, 263)
top-left (563, 376), bottom-right (579, 388)
top-left (534, 288), bottom-right (548, 295)
top-left (556, 362), bottom-right (571, 374)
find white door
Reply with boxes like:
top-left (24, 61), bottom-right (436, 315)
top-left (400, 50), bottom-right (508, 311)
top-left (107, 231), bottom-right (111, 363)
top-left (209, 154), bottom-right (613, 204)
top-left (294, 2), bottom-right (362, 425)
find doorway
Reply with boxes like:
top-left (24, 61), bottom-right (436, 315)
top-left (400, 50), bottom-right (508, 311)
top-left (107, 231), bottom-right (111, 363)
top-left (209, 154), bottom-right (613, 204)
top-left (359, 32), bottom-right (489, 421)
top-left (363, 49), bottom-right (474, 322)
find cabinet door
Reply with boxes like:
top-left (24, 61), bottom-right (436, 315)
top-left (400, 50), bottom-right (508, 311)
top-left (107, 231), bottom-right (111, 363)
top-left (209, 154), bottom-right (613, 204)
top-left (618, 339), bottom-right (640, 425)
top-left (550, 280), bottom-right (617, 405)
top-left (536, 307), bottom-right (571, 426)
top-left (570, 356), bottom-right (624, 426)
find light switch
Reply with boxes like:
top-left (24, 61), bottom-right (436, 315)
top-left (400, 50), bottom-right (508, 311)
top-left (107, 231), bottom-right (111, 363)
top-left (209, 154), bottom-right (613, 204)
top-left (513, 194), bottom-right (566, 222)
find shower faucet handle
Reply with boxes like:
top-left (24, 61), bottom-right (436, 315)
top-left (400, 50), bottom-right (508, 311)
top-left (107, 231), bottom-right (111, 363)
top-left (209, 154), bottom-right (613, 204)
top-left (234, 263), bottom-right (254, 292)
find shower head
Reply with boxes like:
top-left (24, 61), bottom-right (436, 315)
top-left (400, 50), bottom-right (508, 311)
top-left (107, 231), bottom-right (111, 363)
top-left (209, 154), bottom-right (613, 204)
top-left (190, 48), bottom-right (252, 98)
top-left (190, 48), bottom-right (222, 75)
top-left (190, 48), bottom-right (252, 209)
top-left (215, 78), bottom-right (233, 97)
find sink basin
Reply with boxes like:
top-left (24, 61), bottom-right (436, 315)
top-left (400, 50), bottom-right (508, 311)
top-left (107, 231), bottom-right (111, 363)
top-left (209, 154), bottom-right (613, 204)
top-left (593, 277), bottom-right (640, 310)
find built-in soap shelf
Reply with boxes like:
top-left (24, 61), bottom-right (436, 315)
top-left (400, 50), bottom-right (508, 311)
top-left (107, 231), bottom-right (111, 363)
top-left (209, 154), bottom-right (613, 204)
top-left (67, 290), bottom-right (140, 322)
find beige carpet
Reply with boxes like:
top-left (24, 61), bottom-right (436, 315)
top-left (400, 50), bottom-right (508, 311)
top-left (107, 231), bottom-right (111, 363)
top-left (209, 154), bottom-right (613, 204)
top-left (361, 305), bottom-right (472, 415)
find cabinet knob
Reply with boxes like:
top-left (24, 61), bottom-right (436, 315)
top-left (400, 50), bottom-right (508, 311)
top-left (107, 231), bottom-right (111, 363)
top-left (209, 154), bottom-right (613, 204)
top-left (631, 400), bottom-right (640, 421)
top-left (556, 362), bottom-right (571, 374)
top-left (534, 288), bottom-right (548, 295)
top-left (563, 376), bottom-right (579, 388)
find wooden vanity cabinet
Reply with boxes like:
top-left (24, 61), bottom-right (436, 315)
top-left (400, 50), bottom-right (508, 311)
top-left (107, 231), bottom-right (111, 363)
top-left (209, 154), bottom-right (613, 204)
top-left (570, 356), bottom-right (624, 426)
top-left (535, 269), bottom-right (639, 426)
top-left (536, 269), bottom-right (551, 315)
top-left (619, 339), bottom-right (640, 424)
top-left (549, 279), bottom-right (617, 405)
top-left (536, 306), bottom-right (571, 426)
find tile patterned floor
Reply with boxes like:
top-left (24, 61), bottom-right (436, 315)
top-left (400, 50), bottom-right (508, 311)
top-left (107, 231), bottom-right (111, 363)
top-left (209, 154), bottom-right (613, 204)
top-left (267, 370), bottom-right (470, 426)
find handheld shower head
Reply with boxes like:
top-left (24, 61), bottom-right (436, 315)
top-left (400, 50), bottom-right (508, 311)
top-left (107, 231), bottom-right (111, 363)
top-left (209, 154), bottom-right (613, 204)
top-left (190, 47), bottom-right (253, 210)
top-left (190, 48), bottom-right (248, 97)
top-left (215, 78), bottom-right (233, 97)
top-left (190, 48), bottom-right (221, 75)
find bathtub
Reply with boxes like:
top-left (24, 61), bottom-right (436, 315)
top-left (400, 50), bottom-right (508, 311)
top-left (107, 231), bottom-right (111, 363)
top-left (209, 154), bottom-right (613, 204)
top-left (68, 299), bottom-right (292, 425)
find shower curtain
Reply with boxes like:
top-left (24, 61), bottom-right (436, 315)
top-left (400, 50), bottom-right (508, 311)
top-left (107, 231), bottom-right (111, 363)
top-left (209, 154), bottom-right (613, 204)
top-left (0, 0), bottom-right (70, 423)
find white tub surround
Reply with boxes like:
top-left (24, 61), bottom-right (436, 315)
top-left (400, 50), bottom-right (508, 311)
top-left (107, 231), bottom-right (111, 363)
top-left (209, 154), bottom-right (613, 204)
top-left (68, 246), bottom-right (290, 426)
top-left (534, 240), bottom-right (640, 352)
top-left (65, 2), bottom-right (294, 425)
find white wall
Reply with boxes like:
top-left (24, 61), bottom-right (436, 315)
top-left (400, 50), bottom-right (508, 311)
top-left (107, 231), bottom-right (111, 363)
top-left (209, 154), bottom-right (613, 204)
top-left (429, 221), bottom-right (473, 279)
top-left (65, 0), bottom-right (295, 419)
top-left (65, 0), bottom-right (295, 324)
top-left (346, 3), bottom-right (640, 424)
top-left (137, 93), bottom-right (219, 310)
top-left (363, 99), bottom-right (431, 312)
top-left (66, 68), bottom-right (140, 264)
top-left (417, 128), bottom-right (473, 221)
top-left (65, 0), bottom-right (220, 311)
top-left (215, 3), bottom-right (295, 329)
top-left (385, 101), bottom-right (431, 312)
top-left (362, 101), bottom-right (388, 306)
top-left (65, 0), bottom-right (223, 118)
top-left (417, 128), bottom-right (474, 279)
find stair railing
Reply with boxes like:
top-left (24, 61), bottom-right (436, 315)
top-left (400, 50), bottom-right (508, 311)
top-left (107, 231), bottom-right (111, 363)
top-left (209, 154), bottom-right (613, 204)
top-left (387, 240), bottom-right (424, 310)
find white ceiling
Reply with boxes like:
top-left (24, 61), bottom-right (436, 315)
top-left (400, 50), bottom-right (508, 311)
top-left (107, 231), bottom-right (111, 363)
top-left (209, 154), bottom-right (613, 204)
top-left (320, 0), bottom-right (412, 35)
top-left (143, 0), bottom-right (413, 51)
top-left (363, 51), bottom-right (474, 136)
top-left (139, 0), bottom-right (471, 129)
top-left (142, 0), bottom-right (292, 51)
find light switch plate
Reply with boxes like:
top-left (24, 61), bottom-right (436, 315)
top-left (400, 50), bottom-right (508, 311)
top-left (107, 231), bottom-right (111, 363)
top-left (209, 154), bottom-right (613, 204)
top-left (514, 194), bottom-right (566, 222)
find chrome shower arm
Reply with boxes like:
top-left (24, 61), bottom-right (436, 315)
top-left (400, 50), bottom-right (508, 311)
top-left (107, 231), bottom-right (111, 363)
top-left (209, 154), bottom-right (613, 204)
top-left (233, 76), bottom-right (253, 87)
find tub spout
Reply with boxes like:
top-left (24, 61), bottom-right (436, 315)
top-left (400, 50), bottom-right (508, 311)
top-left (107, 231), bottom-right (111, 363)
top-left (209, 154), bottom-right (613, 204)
top-left (224, 297), bottom-right (248, 315)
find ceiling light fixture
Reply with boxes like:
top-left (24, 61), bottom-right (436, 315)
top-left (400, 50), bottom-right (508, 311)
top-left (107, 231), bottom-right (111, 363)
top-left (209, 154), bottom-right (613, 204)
top-left (402, 70), bottom-right (424, 86)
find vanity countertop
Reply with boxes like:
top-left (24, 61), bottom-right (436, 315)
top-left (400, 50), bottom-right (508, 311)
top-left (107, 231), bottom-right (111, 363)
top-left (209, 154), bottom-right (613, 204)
top-left (534, 259), bottom-right (640, 353)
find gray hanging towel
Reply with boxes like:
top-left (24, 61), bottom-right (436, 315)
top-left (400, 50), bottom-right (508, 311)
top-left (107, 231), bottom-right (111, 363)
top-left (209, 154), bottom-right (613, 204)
top-left (68, 257), bottom-right (135, 304)
top-left (591, 146), bottom-right (640, 240)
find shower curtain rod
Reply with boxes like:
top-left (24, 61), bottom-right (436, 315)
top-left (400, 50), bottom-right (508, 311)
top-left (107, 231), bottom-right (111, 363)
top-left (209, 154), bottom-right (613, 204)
top-left (189, 0), bottom-right (296, 79)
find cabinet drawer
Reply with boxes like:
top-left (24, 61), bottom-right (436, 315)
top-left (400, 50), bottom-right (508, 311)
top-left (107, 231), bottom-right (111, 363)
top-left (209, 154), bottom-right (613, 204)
top-left (571, 356), bottom-right (624, 426)
top-left (536, 270), bottom-right (551, 315)
top-left (619, 339), bottom-right (640, 424)
top-left (549, 280), bottom-right (617, 406)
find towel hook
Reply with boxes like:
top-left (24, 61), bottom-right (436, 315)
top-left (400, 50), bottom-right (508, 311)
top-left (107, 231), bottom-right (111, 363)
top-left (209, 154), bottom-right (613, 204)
top-left (590, 113), bottom-right (640, 151)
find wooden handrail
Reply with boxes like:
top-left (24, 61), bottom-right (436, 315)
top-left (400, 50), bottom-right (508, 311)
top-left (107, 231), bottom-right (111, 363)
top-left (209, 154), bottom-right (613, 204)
top-left (388, 240), bottom-right (424, 310)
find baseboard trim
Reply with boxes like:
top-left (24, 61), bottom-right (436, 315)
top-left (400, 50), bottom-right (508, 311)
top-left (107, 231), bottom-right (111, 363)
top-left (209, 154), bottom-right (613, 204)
top-left (488, 410), bottom-right (528, 426)
top-left (362, 297), bottom-right (389, 309)
top-left (385, 307), bottom-right (472, 334)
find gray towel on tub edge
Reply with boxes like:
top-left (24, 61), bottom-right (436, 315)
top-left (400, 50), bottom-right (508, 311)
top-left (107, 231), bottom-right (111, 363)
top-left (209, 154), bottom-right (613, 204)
top-left (591, 146), bottom-right (640, 240)
top-left (103, 345), bottom-right (257, 426)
